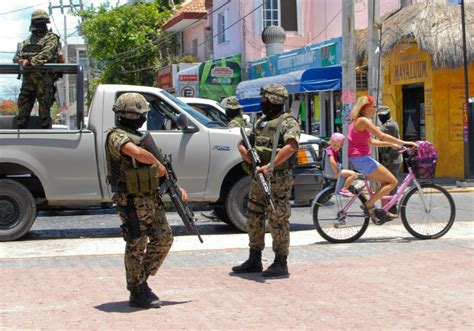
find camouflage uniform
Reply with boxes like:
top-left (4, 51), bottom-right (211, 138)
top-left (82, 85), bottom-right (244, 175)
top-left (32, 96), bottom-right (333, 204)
top-left (15, 10), bottom-right (60, 129)
top-left (232, 83), bottom-right (300, 277)
top-left (106, 128), bottom-right (173, 289)
top-left (105, 93), bottom-right (170, 308)
top-left (247, 112), bottom-right (300, 256)
top-left (222, 96), bottom-right (247, 128)
top-left (228, 116), bottom-right (247, 128)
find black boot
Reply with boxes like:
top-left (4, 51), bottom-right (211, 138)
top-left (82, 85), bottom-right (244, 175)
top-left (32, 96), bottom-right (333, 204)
top-left (262, 255), bottom-right (288, 277)
top-left (231, 249), bottom-right (263, 273)
top-left (144, 282), bottom-right (159, 301)
top-left (129, 284), bottom-right (161, 309)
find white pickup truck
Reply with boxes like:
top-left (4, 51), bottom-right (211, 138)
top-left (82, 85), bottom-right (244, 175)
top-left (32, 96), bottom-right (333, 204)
top-left (0, 64), bottom-right (324, 240)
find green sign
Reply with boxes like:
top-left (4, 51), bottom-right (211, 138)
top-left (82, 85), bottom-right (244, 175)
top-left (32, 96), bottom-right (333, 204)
top-left (321, 43), bottom-right (337, 67)
top-left (199, 54), bottom-right (241, 101)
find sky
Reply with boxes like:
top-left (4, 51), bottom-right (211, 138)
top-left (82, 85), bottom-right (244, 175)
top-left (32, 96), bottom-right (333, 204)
top-left (0, 0), bottom-right (123, 97)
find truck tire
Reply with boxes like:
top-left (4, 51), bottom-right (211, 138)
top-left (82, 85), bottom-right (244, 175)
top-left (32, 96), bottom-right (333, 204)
top-left (225, 176), bottom-right (251, 232)
top-left (0, 179), bottom-right (37, 241)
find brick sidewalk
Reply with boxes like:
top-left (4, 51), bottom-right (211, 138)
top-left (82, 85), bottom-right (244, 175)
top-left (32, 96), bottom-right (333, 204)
top-left (1, 241), bottom-right (473, 329)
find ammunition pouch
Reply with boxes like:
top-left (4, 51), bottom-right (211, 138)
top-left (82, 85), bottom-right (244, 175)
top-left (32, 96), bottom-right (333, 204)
top-left (125, 165), bottom-right (159, 195)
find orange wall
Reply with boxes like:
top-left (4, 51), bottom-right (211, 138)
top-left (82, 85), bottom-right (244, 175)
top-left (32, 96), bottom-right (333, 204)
top-left (382, 43), bottom-right (473, 178)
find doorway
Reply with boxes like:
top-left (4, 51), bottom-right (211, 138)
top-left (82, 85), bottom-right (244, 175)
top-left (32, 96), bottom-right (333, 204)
top-left (402, 84), bottom-right (425, 141)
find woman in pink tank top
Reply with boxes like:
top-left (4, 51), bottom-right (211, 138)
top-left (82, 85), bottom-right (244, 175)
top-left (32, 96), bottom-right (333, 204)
top-left (348, 96), bottom-right (417, 223)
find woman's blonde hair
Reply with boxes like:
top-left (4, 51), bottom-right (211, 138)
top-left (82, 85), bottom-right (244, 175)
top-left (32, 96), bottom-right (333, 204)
top-left (351, 95), bottom-right (375, 120)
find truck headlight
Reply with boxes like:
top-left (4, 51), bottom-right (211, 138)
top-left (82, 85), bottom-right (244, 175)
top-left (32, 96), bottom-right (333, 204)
top-left (296, 145), bottom-right (317, 165)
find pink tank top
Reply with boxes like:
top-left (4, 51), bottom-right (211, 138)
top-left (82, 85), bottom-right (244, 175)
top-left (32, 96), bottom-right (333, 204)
top-left (348, 122), bottom-right (371, 157)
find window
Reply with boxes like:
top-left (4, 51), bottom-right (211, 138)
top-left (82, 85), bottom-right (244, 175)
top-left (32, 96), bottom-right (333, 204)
top-left (262, 0), bottom-right (297, 32)
top-left (147, 98), bottom-right (181, 131)
top-left (191, 39), bottom-right (198, 57)
top-left (217, 10), bottom-right (229, 43)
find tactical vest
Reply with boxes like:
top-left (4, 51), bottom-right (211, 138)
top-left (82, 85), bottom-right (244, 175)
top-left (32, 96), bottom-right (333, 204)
top-left (21, 32), bottom-right (60, 63)
top-left (105, 128), bottom-right (159, 195)
top-left (253, 112), bottom-right (297, 170)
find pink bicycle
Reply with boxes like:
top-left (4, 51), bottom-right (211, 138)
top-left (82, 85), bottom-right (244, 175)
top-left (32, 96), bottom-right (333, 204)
top-left (311, 147), bottom-right (456, 243)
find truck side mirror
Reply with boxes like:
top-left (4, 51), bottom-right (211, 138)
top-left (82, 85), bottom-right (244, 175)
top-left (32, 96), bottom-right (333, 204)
top-left (176, 113), bottom-right (198, 133)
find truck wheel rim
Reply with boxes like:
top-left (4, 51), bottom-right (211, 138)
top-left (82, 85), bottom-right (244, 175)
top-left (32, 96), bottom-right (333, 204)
top-left (0, 196), bottom-right (20, 228)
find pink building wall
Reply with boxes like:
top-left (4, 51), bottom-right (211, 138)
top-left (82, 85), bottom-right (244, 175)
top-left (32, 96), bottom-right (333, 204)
top-left (212, 0), bottom-right (243, 60)
top-left (182, 20), bottom-right (208, 62)
top-left (212, 0), bottom-right (419, 65)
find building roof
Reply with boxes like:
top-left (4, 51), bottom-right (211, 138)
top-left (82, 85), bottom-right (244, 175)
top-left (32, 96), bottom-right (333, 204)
top-left (356, 1), bottom-right (474, 69)
top-left (162, 0), bottom-right (207, 32)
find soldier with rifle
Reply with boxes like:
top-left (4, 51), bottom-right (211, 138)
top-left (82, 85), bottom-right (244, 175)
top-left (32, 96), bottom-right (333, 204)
top-left (232, 83), bottom-right (301, 278)
top-left (13, 9), bottom-right (62, 129)
top-left (105, 93), bottom-right (193, 309)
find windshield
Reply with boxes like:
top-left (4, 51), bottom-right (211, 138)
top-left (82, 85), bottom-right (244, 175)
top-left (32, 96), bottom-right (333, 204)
top-left (162, 91), bottom-right (226, 128)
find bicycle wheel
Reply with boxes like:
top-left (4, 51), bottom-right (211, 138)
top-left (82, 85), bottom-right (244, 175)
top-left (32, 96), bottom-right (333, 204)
top-left (312, 186), bottom-right (369, 243)
top-left (400, 183), bottom-right (456, 239)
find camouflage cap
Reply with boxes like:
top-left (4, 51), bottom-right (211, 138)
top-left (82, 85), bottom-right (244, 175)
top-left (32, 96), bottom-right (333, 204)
top-left (260, 83), bottom-right (288, 105)
top-left (220, 96), bottom-right (242, 110)
top-left (31, 9), bottom-right (50, 23)
top-left (112, 93), bottom-right (149, 119)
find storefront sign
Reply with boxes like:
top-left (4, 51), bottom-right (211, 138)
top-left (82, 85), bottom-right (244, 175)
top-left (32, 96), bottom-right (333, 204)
top-left (177, 64), bottom-right (200, 98)
top-left (321, 43), bottom-right (337, 67)
top-left (394, 60), bottom-right (428, 82)
top-left (157, 65), bottom-right (176, 90)
top-left (248, 37), bottom-right (342, 79)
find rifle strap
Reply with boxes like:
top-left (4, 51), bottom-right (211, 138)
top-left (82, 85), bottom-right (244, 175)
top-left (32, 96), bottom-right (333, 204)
top-left (268, 114), bottom-right (284, 179)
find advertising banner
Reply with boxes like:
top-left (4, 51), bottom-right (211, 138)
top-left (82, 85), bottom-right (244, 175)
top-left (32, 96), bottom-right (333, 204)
top-left (199, 54), bottom-right (241, 101)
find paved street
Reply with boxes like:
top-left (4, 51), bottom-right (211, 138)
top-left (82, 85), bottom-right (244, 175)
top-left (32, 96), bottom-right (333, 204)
top-left (1, 190), bottom-right (473, 329)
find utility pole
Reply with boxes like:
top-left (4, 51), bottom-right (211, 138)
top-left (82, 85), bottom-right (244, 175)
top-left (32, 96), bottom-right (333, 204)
top-left (48, 0), bottom-right (83, 108)
top-left (460, 0), bottom-right (473, 180)
top-left (368, 0), bottom-right (381, 161)
top-left (341, 0), bottom-right (356, 169)
top-left (368, 0), bottom-right (381, 105)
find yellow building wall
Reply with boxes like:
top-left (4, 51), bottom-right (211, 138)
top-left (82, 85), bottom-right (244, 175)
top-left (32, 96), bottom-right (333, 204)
top-left (432, 64), bottom-right (474, 178)
top-left (382, 43), bottom-right (473, 178)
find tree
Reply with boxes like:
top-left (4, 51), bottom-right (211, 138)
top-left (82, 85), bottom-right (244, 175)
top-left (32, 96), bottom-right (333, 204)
top-left (1, 82), bottom-right (21, 103)
top-left (78, 2), bottom-right (178, 87)
top-left (0, 100), bottom-right (18, 115)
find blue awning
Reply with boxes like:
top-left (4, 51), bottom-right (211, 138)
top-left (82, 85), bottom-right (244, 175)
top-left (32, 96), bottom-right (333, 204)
top-left (236, 66), bottom-right (342, 112)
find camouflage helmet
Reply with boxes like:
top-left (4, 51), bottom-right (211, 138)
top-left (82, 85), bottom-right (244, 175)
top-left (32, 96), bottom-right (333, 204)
top-left (260, 83), bottom-right (288, 105)
top-left (31, 9), bottom-right (50, 23)
top-left (220, 96), bottom-right (242, 110)
top-left (112, 93), bottom-right (149, 119)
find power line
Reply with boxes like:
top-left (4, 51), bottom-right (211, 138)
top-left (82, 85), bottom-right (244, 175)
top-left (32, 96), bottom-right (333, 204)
top-left (308, 9), bottom-right (342, 44)
top-left (112, 2), bottom-right (264, 73)
top-left (196, 2), bottom-right (264, 50)
top-left (0, 3), bottom-right (46, 16)
top-left (113, 1), bottom-right (265, 72)
top-left (102, 0), bottom-right (233, 64)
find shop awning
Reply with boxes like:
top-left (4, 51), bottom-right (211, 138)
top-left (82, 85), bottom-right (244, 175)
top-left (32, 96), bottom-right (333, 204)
top-left (236, 66), bottom-right (342, 112)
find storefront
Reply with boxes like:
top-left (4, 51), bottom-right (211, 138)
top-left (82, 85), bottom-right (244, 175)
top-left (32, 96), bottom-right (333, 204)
top-left (382, 43), bottom-right (474, 178)
top-left (237, 37), bottom-right (343, 137)
top-left (236, 66), bottom-right (342, 137)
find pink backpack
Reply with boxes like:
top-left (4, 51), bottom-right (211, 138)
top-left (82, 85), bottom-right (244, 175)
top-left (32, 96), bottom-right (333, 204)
top-left (413, 141), bottom-right (438, 179)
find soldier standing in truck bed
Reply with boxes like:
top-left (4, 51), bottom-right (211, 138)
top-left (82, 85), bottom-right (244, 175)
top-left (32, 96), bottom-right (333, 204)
top-left (13, 9), bottom-right (61, 129)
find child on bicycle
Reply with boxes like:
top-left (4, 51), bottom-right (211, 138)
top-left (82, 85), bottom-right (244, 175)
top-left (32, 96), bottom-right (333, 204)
top-left (348, 95), bottom-right (417, 222)
top-left (323, 132), bottom-right (357, 197)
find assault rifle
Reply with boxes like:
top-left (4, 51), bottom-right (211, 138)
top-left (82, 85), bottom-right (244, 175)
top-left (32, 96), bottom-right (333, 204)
top-left (141, 132), bottom-right (203, 243)
top-left (240, 126), bottom-right (276, 212)
top-left (14, 43), bottom-right (24, 80)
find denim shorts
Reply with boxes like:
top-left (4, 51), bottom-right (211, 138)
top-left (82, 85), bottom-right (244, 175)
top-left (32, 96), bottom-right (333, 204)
top-left (349, 156), bottom-right (380, 176)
